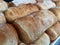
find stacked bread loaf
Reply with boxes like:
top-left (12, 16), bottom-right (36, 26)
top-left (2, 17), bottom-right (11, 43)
top-left (0, 0), bottom-right (60, 45)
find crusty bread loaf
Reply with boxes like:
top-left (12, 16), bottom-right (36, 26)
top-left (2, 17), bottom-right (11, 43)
top-left (49, 8), bottom-right (60, 21)
top-left (13, 10), bottom-right (57, 44)
top-left (5, 4), bottom-right (39, 22)
top-left (0, 0), bottom-right (8, 11)
top-left (36, 0), bottom-right (56, 9)
top-left (0, 12), bottom-right (6, 25)
top-left (50, 22), bottom-right (60, 35)
top-left (46, 22), bottom-right (60, 42)
top-left (31, 33), bottom-right (50, 45)
top-left (0, 24), bottom-right (18, 45)
top-left (46, 27), bottom-right (58, 42)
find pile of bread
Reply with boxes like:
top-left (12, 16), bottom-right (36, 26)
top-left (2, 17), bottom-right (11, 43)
top-left (0, 0), bottom-right (60, 45)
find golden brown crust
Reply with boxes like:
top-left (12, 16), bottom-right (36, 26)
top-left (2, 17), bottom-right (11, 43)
top-left (46, 28), bottom-right (58, 42)
top-left (13, 10), bottom-right (57, 44)
top-left (5, 4), bottom-right (39, 22)
top-left (51, 22), bottom-right (60, 35)
top-left (0, 24), bottom-right (18, 45)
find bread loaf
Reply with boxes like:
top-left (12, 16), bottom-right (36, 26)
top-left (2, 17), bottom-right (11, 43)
top-left (0, 0), bottom-right (8, 11)
top-left (50, 8), bottom-right (60, 21)
top-left (0, 12), bottom-right (6, 25)
top-left (37, 0), bottom-right (56, 9)
top-left (0, 24), bottom-right (18, 45)
top-left (5, 4), bottom-right (39, 22)
top-left (46, 22), bottom-right (60, 42)
top-left (46, 27), bottom-right (58, 42)
top-left (50, 22), bottom-right (60, 35)
top-left (18, 33), bottom-right (50, 45)
top-left (31, 33), bottom-right (50, 45)
top-left (13, 10), bottom-right (57, 44)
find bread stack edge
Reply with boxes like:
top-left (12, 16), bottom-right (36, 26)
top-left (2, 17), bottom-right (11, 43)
top-left (0, 0), bottom-right (60, 45)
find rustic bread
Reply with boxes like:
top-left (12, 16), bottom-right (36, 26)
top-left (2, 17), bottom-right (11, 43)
top-left (0, 24), bottom-right (18, 45)
top-left (5, 4), bottom-right (39, 22)
top-left (46, 27), bottom-right (58, 42)
top-left (52, 22), bottom-right (60, 35)
top-left (46, 22), bottom-right (60, 42)
top-left (13, 10), bottom-right (57, 44)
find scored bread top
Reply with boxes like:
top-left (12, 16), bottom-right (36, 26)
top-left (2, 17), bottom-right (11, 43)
top-left (5, 4), bottom-right (40, 22)
top-left (13, 10), bottom-right (57, 44)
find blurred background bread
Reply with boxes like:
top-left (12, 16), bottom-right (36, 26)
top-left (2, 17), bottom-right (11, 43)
top-left (0, 0), bottom-right (60, 45)
top-left (0, 24), bottom-right (18, 45)
top-left (0, 0), bottom-right (8, 11)
top-left (36, 0), bottom-right (56, 9)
